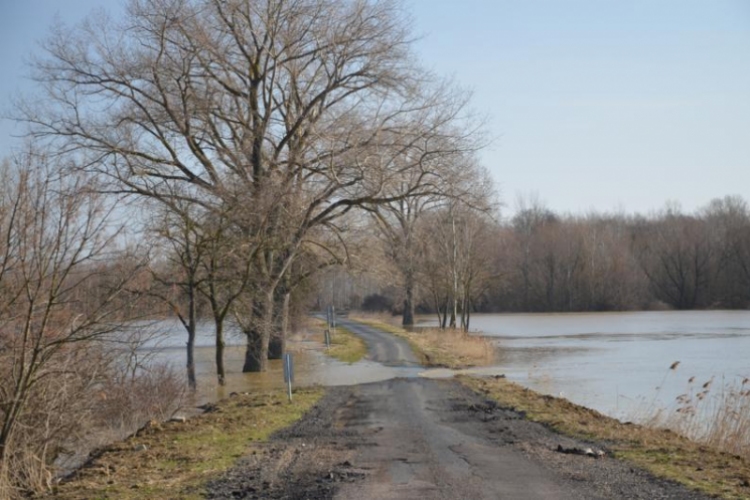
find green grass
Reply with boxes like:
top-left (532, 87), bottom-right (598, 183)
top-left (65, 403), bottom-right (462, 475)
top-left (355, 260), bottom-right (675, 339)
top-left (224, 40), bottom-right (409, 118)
top-left (44, 388), bottom-right (324, 500)
top-left (328, 325), bottom-right (367, 364)
top-left (310, 318), bottom-right (367, 364)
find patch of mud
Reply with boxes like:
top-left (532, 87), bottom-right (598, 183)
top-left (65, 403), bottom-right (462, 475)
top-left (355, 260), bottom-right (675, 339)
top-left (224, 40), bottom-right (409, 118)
top-left (204, 388), bottom-right (369, 500)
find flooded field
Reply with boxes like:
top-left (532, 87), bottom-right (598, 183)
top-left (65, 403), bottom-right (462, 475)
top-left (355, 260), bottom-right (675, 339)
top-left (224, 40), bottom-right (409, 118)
top-left (421, 311), bottom-right (750, 423)
top-left (136, 312), bottom-right (750, 425)
top-left (137, 320), bottom-right (421, 409)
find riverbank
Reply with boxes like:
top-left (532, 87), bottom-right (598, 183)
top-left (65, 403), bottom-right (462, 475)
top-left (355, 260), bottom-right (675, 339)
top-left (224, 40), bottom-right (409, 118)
top-left (349, 314), bottom-right (750, 499)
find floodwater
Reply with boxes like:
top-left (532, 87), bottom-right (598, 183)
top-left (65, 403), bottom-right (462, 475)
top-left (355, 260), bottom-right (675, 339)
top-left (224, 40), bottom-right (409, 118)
top-left (137, 319), bottom-right (424, 409)
top-left (138, 311), bottom-right (750, 425)
top-left (420, 311), bottom-right (750, 423)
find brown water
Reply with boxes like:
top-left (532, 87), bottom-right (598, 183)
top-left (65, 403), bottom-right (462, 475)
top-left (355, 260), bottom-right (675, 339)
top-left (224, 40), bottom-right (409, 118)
top-left (144, 321), bottom-right (424, 409)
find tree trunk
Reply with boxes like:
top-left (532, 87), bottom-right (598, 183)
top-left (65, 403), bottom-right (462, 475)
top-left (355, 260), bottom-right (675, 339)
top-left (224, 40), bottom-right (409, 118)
top-left (242, 327), bottom-right (265, 373)
top-left (186, 328), bottom-right (197, 390)
top-left (242, 290), bottom-right (274, 372)
top-left (433, 291), bottom-right (442, 329)
top-left (214, 316), bottom-right (226, 386)
top-left (441, 296), bottom-right (449, 329)
top-left (402, 270), bottom-right (415, 327)
top-left (464, 296), bottom-right (471, 332)
top-left (449, 300), bottom-right (456, 329)
top-left (269, 290), bottom-right (290, 359)
top-left (186, 287), bottom-right (197, 390)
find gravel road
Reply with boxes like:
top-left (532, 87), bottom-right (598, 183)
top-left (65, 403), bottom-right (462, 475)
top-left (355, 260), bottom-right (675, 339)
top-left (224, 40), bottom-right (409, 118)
top-left (206, 320), bottom-right (711, 499)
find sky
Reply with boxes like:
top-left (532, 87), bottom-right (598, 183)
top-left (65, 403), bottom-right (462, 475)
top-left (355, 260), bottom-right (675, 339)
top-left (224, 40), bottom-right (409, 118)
top-left (1, 0), bottom-right (749, 216)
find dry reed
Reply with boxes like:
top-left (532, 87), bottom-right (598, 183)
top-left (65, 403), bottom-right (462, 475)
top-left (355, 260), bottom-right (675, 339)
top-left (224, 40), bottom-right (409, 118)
top-left (644, 368), bottom-right (750, 459)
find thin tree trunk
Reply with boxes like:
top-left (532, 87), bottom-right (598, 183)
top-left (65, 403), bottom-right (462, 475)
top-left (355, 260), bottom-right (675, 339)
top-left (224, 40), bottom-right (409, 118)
top-left (186, 330), bottom-right (196, 389)
top-left (186, 287), bottom-right (197, 390)
top-left (433, 290), bottom-right (442, 328)
top-left (441, 296), bottom-right (450, 329)
top-left (215, 316), bottom-right (226, 386)
top-left (402, 269), bottom-right (415, 327)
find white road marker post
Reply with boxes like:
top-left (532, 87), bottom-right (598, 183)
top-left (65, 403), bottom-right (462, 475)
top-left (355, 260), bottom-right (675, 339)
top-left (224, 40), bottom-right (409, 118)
top-left (283, 353), bottom-right (294, 402)
top-left (331, 305), bottom-right (336, 338)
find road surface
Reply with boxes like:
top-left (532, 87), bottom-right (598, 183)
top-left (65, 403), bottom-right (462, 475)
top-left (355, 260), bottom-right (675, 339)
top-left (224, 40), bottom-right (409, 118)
top-left (207, 319), bottom-right (710, 499)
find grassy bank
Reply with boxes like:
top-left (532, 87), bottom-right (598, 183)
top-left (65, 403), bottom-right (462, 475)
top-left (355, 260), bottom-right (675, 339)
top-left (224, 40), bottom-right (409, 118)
top-left (43, 388), bottom-right (323, 500)
top-left (310, 318), bottom-right (367, 364)
top-left (349, 313), bottom-right (494, 369)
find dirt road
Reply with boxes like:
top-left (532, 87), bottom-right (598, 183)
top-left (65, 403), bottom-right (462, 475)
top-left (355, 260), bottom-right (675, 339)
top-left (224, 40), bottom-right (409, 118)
top-left (206, 319), bottom-right (710, 499)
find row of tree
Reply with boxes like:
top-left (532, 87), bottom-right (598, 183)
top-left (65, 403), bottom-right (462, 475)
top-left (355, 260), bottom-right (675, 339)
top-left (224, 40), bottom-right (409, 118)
top-left (350, 195), bottom-right (750, 327)
top-left (2, 0), bottom-right (492, 495)
top-left (18, 0), bottom-right (485, 377)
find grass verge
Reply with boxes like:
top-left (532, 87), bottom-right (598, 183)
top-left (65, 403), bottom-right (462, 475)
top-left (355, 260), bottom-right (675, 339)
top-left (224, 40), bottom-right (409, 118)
top-left (460, 375), bottom-right (750, 500)
top-left (311, 319), bottom-right (367, 364)
top-left (349, 313), bottom-right (493, 369)
top-left (43, 387), bottom-right (324, 500)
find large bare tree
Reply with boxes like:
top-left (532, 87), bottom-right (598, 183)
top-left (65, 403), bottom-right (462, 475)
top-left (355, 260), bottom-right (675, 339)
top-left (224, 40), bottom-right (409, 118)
top-left (25, 0), bottom-right (480, 371)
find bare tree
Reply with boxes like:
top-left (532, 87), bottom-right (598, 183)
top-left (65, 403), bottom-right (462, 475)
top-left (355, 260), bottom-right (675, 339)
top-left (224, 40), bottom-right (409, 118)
top-left (633, 206), bottom-right (715, 310)
top-left (0, 149), bottom-right (142, 496)
top-left (26, 0), bottom-right (479, 371)
top-left (702, 196), bottom-right (750, 307)
top-left (146, 199), bottom-right (207, 389)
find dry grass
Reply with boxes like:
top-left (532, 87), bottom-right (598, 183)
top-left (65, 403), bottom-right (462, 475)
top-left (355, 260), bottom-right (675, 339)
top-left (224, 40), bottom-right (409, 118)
top-left (42, 387), bottom-right (324, 500)
top-left (349, 314), bottom-right (494, 369)
top-left (402, 328), bottom-right (495, 369)
top-left (642, 372), bottom-right (750, 460)
top-left (460, 375), bottom-right (750, 499)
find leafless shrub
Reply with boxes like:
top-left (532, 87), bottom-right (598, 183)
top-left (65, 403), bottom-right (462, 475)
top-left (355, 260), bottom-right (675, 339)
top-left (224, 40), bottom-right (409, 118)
top-left (0, 149), bottom-right (183, 498)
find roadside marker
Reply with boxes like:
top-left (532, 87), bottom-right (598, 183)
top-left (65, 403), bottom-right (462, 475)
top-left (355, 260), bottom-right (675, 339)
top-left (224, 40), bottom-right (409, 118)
top-left (283, 353), bottom-right (294, 402)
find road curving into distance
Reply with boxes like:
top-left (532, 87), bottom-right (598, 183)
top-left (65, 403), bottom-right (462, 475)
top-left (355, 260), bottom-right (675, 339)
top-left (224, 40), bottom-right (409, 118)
top-left (206, 318), bottom-right (711, 500)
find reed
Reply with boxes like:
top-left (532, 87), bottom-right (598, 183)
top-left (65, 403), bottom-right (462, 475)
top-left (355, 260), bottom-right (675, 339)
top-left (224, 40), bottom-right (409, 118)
top-left (643, 367), bottom-right (750, 459)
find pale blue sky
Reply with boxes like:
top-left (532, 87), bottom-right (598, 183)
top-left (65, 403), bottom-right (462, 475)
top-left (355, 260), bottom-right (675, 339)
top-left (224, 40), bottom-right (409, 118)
top-left (1, 0), bottom-right (749, 215)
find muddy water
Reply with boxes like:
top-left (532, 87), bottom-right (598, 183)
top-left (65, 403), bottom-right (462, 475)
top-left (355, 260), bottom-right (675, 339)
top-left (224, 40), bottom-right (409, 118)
top-left (420, 311), bottom-right (750, 423)
top-left (140, 320), bottom-right (423, 409)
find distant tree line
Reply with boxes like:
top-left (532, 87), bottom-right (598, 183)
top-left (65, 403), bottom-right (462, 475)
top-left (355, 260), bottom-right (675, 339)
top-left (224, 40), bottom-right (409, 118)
top-left (339, 195), bottom-right (750, 327)
top-left (491, 196), bottom-right (750, 312)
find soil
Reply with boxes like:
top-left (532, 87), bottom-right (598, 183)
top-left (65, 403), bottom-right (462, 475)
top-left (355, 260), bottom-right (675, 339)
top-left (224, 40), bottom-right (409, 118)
top-left (206, 321), bottom-right (713, 499)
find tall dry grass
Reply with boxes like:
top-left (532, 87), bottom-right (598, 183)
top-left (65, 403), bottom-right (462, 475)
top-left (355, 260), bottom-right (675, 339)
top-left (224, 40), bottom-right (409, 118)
top-left (641, 365), bottom-right (750, 459)
top-left (0, 341), bottom-right (185, 499)
top-left (408, 327), bottom-right (495, 369)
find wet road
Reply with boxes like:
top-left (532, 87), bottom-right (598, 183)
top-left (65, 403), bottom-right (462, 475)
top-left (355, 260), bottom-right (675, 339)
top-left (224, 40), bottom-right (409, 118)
top-left (329, 321), bottom-right (707, 499)
top-left (208, 319), bottom-right (711, 500)
top-left (335, 379), bottom-right (581, 499)
top-left (336, 318), bottom-right (419, 366)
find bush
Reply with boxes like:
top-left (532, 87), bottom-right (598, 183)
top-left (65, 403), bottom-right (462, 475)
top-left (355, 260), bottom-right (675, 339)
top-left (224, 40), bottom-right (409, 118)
top-left (361, 293), bottom-right (394, 312)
